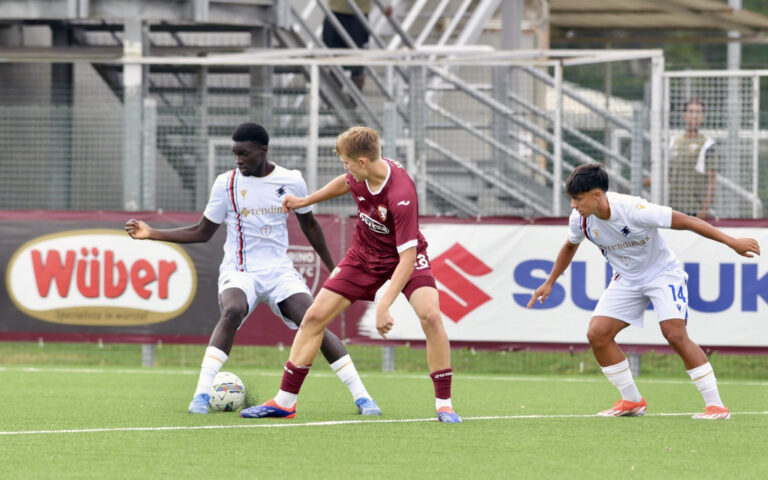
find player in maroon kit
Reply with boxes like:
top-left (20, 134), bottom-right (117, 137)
top-left (239, 126), bottom-right (462, 423)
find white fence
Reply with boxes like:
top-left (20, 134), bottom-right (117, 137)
top-left (0, 48), bottom-right (665, 216)
top-left (6, 49), bottom-right (768, 220)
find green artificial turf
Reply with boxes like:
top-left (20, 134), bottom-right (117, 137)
top-left (1, 362), bottom-right (766, 479)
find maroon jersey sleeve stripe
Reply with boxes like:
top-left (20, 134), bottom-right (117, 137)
top-left (580, 215), bottom-right (591, 242)
top-left (227, 170), bottom-right (246, 271)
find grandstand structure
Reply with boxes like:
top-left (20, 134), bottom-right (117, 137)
top-left (0, 0), bottom-right (765, 218)
top-left (0, 1), bottom-right (766, 378)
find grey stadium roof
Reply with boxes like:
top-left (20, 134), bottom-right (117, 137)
top-left (549, 0), bottom-right (768, 41)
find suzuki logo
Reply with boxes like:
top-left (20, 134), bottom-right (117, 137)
top-left (431, 243), bottom-right (492, 323)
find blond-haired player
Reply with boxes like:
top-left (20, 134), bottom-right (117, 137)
top-left (240, 126), bottom-right (461, 422)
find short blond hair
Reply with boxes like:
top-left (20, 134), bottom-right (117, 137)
top-left (335, 126), bottom-right (381, 162)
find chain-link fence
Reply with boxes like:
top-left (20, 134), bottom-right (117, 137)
top-left (9, 50), bottom-right (750, 219)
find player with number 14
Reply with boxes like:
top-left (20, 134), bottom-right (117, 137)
top-left (528, 164), bottom-right (760, 419)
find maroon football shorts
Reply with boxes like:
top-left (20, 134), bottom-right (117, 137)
top-left (322, 252), bottom-right (436, 303)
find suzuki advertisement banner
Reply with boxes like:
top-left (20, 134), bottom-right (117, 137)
top-left (356, 221), bottom-right (768, 348)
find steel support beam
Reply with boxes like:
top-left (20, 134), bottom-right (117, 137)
top-left (122, 17), bottom-right (147, 211)
top-left (50, 23), bottom-right (73, 209)
top-left (409, 66), bottom-right (427, 205)
top-left (250, 26), bottom-right (273, 129)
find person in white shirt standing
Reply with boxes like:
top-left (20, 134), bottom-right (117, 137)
top-left (527, 163), bottom-right (760, 420)
top-left (125, 122), bottom-right (380, 416)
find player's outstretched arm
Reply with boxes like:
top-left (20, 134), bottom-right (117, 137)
top-left (282, 174), bottom-right (350, 213)
top-left (124, 215), bottom-right (220, 244)
top-left (295, 211), bottom-right (335, 273)
top-left (670, 211), bottom-right (760, 258)
top-left (526, 241), bottom-right (580, 309)
top-left (375, 247), bottom-right (417, 338)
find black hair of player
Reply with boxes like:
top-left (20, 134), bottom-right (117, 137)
top-left (565, 163), bottom-right (609, 195)
top-left (232, 122), bottom-right (269, 146)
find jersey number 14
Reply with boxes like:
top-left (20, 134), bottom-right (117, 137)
top-left (668, 284), bottom-right (687, 303)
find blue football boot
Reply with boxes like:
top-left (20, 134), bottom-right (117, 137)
top-left (355, 397), bottom-right (382, 416)
top-left (188, 393), bottom-right (210, 414)
top-left (240, 399), bottom-right (296, 419)
top-left (437, 407), bottom-right (462, 423)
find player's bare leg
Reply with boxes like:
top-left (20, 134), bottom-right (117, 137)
top-left (587, 316), bottom-right (630, 367)
top-left (588, 316), bottom-right (646, 417)
top-left (659, 319), bottom-right (706, 368)
top-left (288, 289), bottom-right (351, 366)
top-left (241, 288), bottom-right (350, 419)
top-left (409, 286), bottom-right (461, 423)
top-left (660, 319), bottom-right (729, 419)
top-left (189, 288), bottom-right (247, 414)
top-left (278, 293), bottom-right (380, 415)
top-left (410, 287), bottom-right (450, 371)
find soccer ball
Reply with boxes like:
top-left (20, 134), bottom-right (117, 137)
top-left (209, 371), bottom-right (246, 412)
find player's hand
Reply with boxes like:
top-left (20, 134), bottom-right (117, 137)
top-left (124, 219), bottom-right (151, 239)
top-left (526, 283), bottom-right (553, 309)
top-left (729, 237), bottom-right (760, 258)
top-left (282, 194), bottom-right (305, 214)
top-left (376, 305), bottom-right (395, 338)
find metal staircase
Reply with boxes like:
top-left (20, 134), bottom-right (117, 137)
top-left (0, 0), bottom-right (654, 216)
top-left (282, 0), bottom-right (651, 217)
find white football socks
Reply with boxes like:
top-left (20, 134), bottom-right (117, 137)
top-left (329, 354), bottom-right (371, 401)
top-left (435, 398), bottom-right (453, 410)
top-left (194, 346), bottom-right (228, 396)
top-left (601, 359), bottom-right (643, 402)
top-left (274, 390), bottom-right (298, 408)
top-left (687, 362), bottom-right (724, 407)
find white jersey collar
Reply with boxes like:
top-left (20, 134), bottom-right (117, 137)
top-left (365, 160), bottom-right (391, 196)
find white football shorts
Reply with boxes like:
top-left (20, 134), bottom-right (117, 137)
top-left (593, 269), bottom-right (689, 327)
top-left (217, 263), bottom-right (310, 330)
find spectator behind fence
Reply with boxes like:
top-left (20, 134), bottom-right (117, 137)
top-left (322, 0), bottom-right (392, 91)
top-left (668, 98), bottom-right (717, 218)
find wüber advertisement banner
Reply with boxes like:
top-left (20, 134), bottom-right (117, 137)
top-left (7, 229), bottom-right (197, 326)
top-left (356, 221), bottom-right (768, 349)
top-left (0, 211), bottom-right (339, 345)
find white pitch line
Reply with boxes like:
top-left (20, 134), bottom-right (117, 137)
top-left (1, 411), bottom-right (767, 437)
top-left (1, 366), bottom-right (767, 387)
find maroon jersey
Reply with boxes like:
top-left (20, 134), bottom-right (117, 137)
top-left (346, 158), bottom-right (428, 274)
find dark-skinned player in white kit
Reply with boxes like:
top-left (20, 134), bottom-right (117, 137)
top-left (126, 122), bottom-right (380, 416)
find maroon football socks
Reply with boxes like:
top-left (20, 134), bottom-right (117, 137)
top-left (280, 361), bottom-right (312, 394)
top-left (430, 367), bottom-right (453, 399)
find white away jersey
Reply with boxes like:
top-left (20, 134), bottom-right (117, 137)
top-left (568, 192), bottom-right (680, 283)
top-left (203, 166), bottom-right (311, 273)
